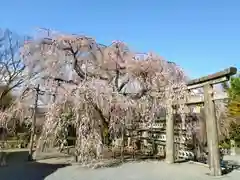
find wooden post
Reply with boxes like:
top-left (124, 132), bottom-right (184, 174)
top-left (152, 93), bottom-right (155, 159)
top-left (199, 107), bottom-right (207, 160)
top-left (142, 131), bottom-right (148, 146)
top-left (185, 67), bottom-right (237, 176)
top-left (0, 127), bottom-right (7, 166)
top-left (52, 80), bottom-right (60, 103)
top-left (166, 104), bottom-right (174, 163)
top-left (203, 84), bottom-right (221, 176)
top-left (39, 81), bottom-right (59, 153)
top-left (230, 139), bottom-right (236, 155)
top-left (28, 84), bottom-right (40, 161)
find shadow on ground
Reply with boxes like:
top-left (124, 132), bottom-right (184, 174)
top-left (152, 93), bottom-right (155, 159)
top-left (89, 152), bottom-right (167, 169)
top-left (191, 158), bottom-right (240, 176)
top-left (0, 150), bottom-right (69, 180)
top-left (221, 160), bottom-right (240, 175)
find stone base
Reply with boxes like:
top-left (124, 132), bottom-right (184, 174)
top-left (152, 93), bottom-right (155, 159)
top-left (165, 159), bottom-right (174, 164)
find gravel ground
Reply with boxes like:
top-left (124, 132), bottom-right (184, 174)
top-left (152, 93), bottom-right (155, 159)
top-left (44, 161), bottom-right (240, 180)
top-left (1, 149), bottom-right (239, 180)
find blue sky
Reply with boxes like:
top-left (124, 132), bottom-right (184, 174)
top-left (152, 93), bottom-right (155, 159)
top-left (1, 0), bottom-right (240, 79)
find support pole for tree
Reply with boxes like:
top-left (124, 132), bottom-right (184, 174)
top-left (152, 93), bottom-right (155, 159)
top-left (203, 84), bottom-right (221, 176)
top-left (39, 80), bottom-right (60, 153)
top-left (28, 84), bottom-right (40, 161)
top-left (51, 80), bottom-right (60, 103)
top-left (166, 103), bottom-right (174, 163)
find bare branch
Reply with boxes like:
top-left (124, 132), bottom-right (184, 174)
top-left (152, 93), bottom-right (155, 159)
top-left (21, 29), bottom-right (188, 163)
top-left (0, 29), bottom-right (29, 105)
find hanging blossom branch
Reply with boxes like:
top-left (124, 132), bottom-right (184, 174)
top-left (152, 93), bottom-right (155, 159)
top-left (21, 30), bottom-right (188, 163)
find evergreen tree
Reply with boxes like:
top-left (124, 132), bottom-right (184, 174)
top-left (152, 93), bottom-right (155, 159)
top-left (227, 74), bottom-right (240, 140)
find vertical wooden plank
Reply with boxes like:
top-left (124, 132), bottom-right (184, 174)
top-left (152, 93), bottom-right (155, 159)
top-left (52, 80), bottom-right (60, 103)
top-left (230, 140), bottom-right (236, 155)
top-left (166, 104), bottom-right (174, 163)
top-left (204, 85), bottom-right (213, 168)
top-left (199, 107), bottom-right (207, 159)
top-left (203, 84), bottom-right (221, 176)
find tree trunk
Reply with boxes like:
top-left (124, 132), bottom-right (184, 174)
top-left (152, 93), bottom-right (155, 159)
top-left (0, 127), bottom-right (7, 166)
top-left (0, 151), bottom-right (6, 166)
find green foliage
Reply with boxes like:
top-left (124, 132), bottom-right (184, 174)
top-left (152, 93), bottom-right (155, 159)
top-left (226, 74), bottom-right (240, 140)
top-left (0, 85), bottom-right (14, 109)
top-left (219, 139), bottom-right (231, 149)
top-left (228, 74), bottom-right (240, 100)
top-left (0, 133), bottom-right (29, 149)
top-left (229, 122), bottom-right (240, 140)
top-left (228, 74), bottom-right (240, 119)
top-left (61, 112), bottom-right (74, 122)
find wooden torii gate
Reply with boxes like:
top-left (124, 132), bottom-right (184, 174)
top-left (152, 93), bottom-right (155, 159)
top-left (165, 67), bottom-right (237, 176)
